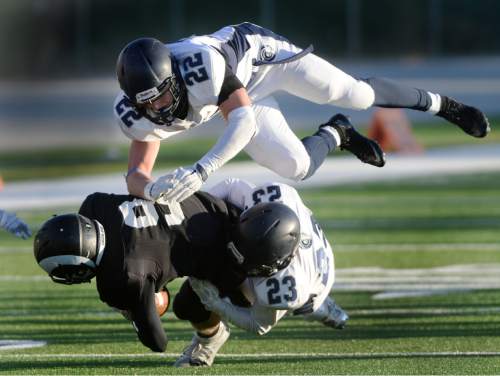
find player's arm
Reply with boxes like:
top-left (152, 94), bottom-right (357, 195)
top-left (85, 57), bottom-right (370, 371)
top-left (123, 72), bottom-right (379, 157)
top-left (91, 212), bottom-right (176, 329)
top-left (161, 64), bottom-right (257, 203)
top-left (195, 80), bottom-right (256, 177)
top-left (129, 278), bottom-right (167, 352)
top-left (126, 140), bottom-right (161, 199)
top-left (190, 278), bottom-right (281, 335)
top-left (0, 209), bottom-right (31, 239)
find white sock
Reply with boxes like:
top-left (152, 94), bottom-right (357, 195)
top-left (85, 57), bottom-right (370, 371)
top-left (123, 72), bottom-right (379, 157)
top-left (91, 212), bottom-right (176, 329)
top-left (322, 126), bottom-right (342, 147)
top-left (427, 92), bottom-right (442, 114)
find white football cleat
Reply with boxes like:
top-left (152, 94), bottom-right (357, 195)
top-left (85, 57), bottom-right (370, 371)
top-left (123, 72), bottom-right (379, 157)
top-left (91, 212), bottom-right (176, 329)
top-left (303, 296), bottom-right (349, 329)
top-left (174, 321), bottom-right (230, 367)
top-left (321, 297), bottom-right (349, 329)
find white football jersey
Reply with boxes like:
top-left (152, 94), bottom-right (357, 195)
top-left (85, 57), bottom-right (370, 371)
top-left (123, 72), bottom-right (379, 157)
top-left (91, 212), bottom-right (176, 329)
top-left (208, 178), bottom-right (335, 326)
top-left (114, 23), bottom-right (304, 142)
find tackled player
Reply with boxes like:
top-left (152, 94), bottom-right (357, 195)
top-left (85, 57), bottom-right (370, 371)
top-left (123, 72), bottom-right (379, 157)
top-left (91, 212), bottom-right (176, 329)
top-left (33, 179), bottom-right (348, 365)
top-left (173, 178), bottom-right (348, 367)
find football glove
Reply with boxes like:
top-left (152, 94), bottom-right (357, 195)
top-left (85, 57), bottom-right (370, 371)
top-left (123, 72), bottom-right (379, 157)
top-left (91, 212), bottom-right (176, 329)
top-left (0, 210), bottom-right (31, 239)
top-left (159, 164), bottom-right (208, 203)
top-left (143, 174), bottom-right (177, 201)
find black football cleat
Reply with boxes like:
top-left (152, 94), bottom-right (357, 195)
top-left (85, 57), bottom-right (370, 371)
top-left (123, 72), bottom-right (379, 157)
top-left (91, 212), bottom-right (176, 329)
top-left (436, 96), bottom-right (490, 138)
top-left (321, 113), bottom-right (386, 167)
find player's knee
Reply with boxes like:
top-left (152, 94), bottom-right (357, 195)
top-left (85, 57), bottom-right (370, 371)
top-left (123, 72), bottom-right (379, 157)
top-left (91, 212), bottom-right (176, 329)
top-left (347, 80), bottom-right (375, 110)
top-left (278, 154), bottom-right (310, 181)
top-left (172, 281), bottom-right (211, 323)
top-left (332, 80), bottom-right (375, 110)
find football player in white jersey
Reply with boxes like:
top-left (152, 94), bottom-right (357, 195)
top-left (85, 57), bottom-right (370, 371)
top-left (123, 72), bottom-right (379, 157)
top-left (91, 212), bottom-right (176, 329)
top-left (0, 209), bottom-right (31, 239)
top-left (171, 178), bottom-right (348, 367)
top-left (115, 22), bottom-right (490, 204)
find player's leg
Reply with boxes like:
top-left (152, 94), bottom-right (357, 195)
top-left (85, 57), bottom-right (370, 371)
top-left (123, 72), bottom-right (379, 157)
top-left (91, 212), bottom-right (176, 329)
top-left (172, 280), bottom-right (230, 367)
top-left (274, 52), bottom-right (489, 138)
top-left (244, 96), bottom-right (312, 181)
top-left (246, 96), bottom-right (385, 180)
top-left (305, 113), bottom-right (386, 171)
top-left (364, 77), bottom-right (490, 138)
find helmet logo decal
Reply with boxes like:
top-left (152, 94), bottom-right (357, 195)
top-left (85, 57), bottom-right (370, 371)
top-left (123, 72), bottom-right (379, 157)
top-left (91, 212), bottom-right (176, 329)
top-left (259, 44), bottom-right (276, 62)
top-left (299, 234), bottom-right (313, 249)
top-left (136, 87), bottom-right (160, 103)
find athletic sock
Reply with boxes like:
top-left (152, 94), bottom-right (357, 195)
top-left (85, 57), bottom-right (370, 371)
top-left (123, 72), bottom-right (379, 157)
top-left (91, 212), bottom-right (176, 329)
top-left (427, 92), bottom-right (442, 114)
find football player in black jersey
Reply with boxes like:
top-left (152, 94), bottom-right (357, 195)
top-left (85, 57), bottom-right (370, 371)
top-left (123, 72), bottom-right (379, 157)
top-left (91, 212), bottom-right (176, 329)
top-left (34, 191), bottom-right (246, 353)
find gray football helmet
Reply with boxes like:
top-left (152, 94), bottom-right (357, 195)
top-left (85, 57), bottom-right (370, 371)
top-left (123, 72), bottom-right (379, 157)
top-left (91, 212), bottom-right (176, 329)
top-left (228, 202), bottom-right (301, 277)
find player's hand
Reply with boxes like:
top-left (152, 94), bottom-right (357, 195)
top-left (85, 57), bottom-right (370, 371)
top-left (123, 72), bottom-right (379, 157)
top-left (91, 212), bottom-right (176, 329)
top-left (160, 165), bottom-right (206, 203)
top-left (0, 211), bottom-right (31, 239)
top-left (190, 277), bottom-right (222, 311)
top-left (143, 174), bottom-right (176, 201)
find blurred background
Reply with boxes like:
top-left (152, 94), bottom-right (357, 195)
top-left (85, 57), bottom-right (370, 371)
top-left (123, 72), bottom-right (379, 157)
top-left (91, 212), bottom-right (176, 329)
top-left (0, 0), bottom-right (499, 151)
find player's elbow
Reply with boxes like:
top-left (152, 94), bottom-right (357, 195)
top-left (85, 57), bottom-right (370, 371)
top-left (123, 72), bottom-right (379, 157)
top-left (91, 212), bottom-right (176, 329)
top-left (149, 341), bottom-right (167, 353)
top-left (141, 335), bottom-right (167, 353)
top-left (125, 170), bottom-right (149, 198)
top-left (228, 106), bottom-right (257, 139)
top-left (136, 326), bottom-right (168, 352)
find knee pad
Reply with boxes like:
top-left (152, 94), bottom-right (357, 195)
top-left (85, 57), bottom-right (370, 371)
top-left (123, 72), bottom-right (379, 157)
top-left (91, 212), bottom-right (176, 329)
top-left (346, 80), bottom-right (375, 110)
top-left (172, 280), bottom-right (211, 323)
top-left (333, 80), bottom-right (375, 110)
top-left (277, 150), bottom-right (311, 181)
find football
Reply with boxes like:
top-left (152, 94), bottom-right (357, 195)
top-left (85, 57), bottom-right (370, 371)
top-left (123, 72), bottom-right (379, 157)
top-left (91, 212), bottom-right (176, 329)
top-left (154, 288), bottom-right (170, 317)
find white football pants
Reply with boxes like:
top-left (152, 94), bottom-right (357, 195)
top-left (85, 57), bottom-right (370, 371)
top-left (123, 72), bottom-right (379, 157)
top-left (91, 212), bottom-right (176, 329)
top-left (244, 51), bottom-right (375, 181)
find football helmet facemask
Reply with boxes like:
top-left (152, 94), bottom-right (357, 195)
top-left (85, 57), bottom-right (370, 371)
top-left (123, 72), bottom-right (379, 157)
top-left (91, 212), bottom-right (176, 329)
top-left (34, 214), bottom-right (106, 285)
top-left (228, 202), bottom-right (301, 277)
top-left (116, 37), bottom-right (186, 125)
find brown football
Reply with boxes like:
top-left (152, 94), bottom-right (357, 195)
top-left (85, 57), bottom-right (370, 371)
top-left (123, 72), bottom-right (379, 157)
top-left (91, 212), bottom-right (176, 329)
top-left (155, 288), bottom-right (170, 317)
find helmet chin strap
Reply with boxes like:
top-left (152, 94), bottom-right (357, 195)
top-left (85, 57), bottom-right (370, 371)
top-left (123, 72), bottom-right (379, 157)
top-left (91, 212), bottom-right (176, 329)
top-left (94, 220), bottom-right (106, 266)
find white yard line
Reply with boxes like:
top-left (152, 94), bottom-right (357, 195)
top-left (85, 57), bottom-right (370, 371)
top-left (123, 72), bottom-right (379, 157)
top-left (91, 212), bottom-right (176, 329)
top-left (0, 340), bottom-right (47, 351)
top-left (335, 243), bottom-right (500, 252)
top-left (3, 264), bottom-right (500, 292)
top-left (1, 351), bottom-right (500, 358)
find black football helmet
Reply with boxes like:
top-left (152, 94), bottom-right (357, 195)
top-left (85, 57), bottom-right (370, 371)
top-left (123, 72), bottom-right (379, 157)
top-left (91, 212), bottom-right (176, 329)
top-left (116, 37), bottom-right (186, 125)
top-left (34, 214), bottom-right (106, 285)
top-left (228, 202), bottom-right (301, 277)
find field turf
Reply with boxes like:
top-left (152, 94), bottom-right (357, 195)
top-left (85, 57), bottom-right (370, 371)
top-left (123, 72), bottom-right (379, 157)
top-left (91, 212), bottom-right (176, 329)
top-left (1, 171), bottom-right (499, 374)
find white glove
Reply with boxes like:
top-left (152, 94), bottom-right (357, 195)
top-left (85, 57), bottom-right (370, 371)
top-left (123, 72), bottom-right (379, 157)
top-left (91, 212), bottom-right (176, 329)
top-left (190, 277), bottom-right (223, 312)
top-left (143, 174), bottom-right (176, 201)
top-left (160, 164), bottom-right (207, 203)
top-left (0, 210), bottom-right (31, 239)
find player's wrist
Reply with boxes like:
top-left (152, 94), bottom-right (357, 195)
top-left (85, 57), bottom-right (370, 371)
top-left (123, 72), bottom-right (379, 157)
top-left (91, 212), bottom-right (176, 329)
top-left (194, 163), bottom-right (209, 182)
top-left (143, 181), bottom-right (156, 201)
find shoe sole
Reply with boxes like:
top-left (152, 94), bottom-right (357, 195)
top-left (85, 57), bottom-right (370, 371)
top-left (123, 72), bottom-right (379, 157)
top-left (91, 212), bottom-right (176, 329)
top-left (367, 140), bottom-right (386, 167)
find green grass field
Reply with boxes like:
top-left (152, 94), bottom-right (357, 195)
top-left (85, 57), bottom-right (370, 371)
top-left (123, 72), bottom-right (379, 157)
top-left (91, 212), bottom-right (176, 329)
top-left (1, 171), bottom-right (499, 375)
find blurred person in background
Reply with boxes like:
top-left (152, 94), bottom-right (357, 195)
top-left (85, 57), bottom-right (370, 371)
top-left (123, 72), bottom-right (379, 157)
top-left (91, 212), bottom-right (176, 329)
top-left (0, 176), bottom-right (31, 239)
top-left (0, 209), bottom-right (31, 239)
top-left (114, 22), bottom-right (490, 204)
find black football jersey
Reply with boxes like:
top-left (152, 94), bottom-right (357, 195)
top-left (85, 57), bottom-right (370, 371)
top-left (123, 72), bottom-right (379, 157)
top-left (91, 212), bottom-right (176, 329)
top-left (78, 191), bottom-right (243, 352)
